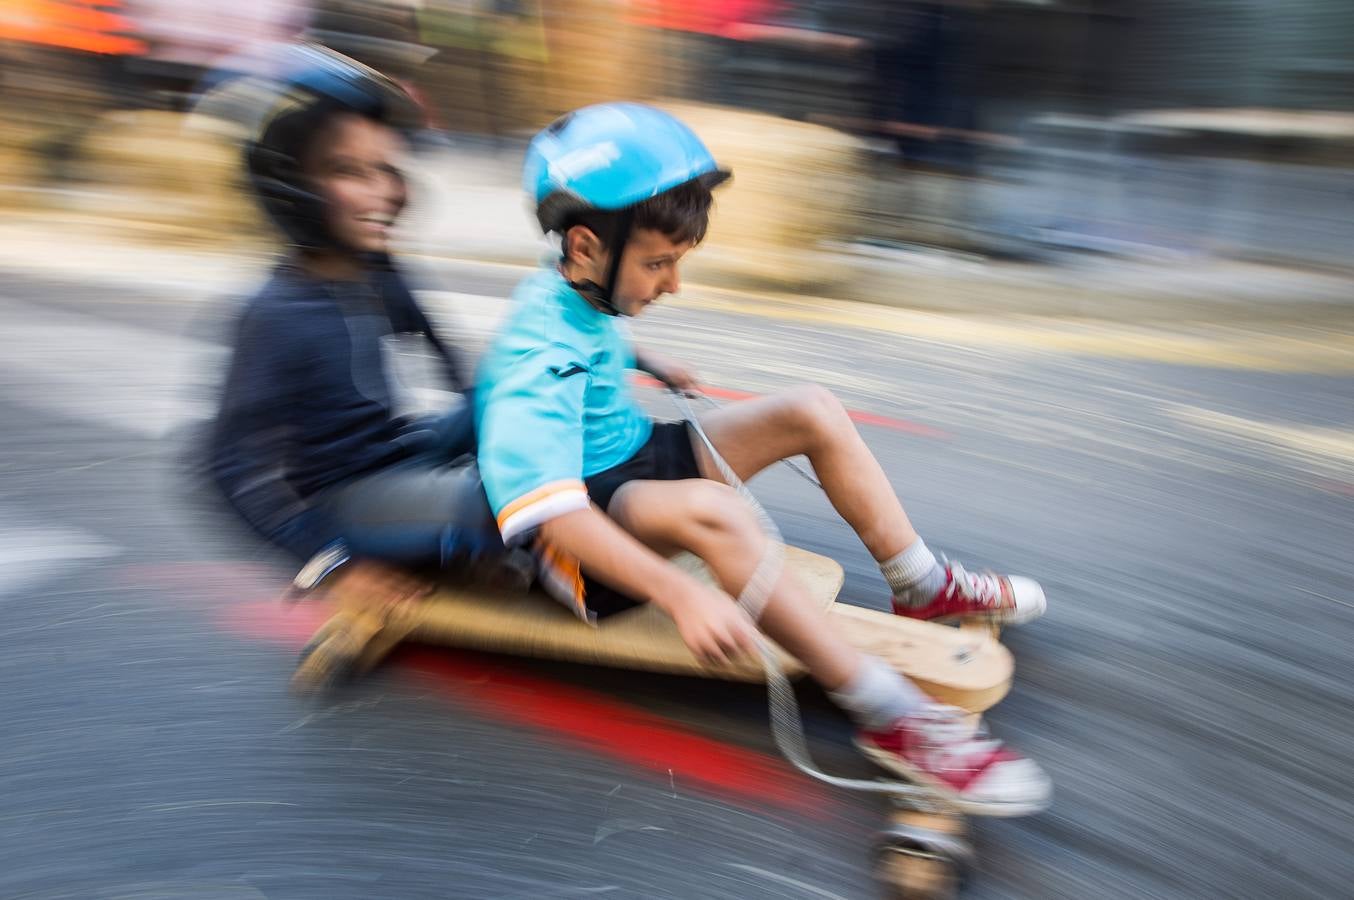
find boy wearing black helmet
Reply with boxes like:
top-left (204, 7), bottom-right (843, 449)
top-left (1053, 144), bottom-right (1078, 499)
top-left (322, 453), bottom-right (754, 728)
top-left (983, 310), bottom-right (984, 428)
top-left (211, 46), bottom-right (503, 610)
top-left (475, 103), bottom-right (1051, 814)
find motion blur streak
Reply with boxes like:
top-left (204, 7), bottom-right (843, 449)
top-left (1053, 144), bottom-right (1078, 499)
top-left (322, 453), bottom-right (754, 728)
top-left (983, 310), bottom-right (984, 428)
top-left (4, 1), bottom-right (1353, 898)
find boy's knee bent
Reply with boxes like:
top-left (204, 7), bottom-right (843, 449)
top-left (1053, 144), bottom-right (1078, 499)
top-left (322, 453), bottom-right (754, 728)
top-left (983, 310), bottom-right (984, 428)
top-left (677, 481), bottom-right (764, 552)
top-left (785, 383), bottom-right (849, 443)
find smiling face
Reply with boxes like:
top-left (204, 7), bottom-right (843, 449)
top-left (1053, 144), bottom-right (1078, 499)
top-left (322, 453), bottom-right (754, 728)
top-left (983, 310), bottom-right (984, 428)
top-left (302, 112), bottom-right (407, 254)
top-left (564, 226), bottom-right (694, 316)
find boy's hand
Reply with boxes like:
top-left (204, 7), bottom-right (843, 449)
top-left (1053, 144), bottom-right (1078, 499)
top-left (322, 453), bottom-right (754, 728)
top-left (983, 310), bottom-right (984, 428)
top-left (668, 579), bottom-right (760, 667)
top-left (537, 507), bottom-right (758, 666)
top-left (640, 350), bottom-right (701, 396)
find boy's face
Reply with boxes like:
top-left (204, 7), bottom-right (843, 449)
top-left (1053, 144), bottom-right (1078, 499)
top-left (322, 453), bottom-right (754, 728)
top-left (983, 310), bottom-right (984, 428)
top-left (572, 227), bottom-right (693, 317)
top-left (304, 112), bottom-right (407, 254)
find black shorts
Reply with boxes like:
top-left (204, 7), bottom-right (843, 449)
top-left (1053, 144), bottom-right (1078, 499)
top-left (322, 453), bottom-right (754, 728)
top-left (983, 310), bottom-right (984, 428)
top-left (581, 421), bottom-right (702, 617)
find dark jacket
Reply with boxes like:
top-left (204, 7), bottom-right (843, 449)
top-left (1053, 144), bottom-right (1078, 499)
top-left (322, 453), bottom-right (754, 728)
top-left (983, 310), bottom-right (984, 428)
top-left (210, 258), bottom-right (468, 560)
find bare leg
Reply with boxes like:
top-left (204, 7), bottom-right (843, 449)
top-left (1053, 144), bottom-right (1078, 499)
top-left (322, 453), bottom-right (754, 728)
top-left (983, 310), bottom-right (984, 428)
top-left (601, 480), bottom-right (1050, 815)
top-left (608, 478), bottom-right (863, 689)
top-left (692, 384), bottom-right (916, 561)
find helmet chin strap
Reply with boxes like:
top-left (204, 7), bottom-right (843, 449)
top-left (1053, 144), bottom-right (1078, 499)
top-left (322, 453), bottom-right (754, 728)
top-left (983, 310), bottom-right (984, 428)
top-left (564, 207), bottom-right (634, 317)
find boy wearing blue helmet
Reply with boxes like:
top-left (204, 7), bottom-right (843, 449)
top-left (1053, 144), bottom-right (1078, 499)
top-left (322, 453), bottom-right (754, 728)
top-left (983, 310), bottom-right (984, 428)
top-left (476, 103), bottom-right (1050, 814)
top-left (212, 46), bottom-right (507, 612)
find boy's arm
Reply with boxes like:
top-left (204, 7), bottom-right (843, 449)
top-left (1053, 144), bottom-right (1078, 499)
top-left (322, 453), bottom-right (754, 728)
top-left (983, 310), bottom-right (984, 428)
top-left (210, 306), bottom-right (337, 562)
top-left (478, 343), bottom-right (593, 546)
top-left (539, 507), bottom-right (759, 666)
top-left (632, 346), bottom-right (700, 394)
top-left (478, 344), bottom-right (755, 663)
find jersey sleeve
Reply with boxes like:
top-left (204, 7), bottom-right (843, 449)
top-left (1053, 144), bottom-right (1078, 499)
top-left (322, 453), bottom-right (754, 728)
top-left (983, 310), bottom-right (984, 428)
top-left (477, 342), bottom-right (593, 544)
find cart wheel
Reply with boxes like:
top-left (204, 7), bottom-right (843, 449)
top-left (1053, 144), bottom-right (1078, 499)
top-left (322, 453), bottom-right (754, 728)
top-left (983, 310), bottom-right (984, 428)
top-left (874, 810), bottom-right (972, 900)
top-left (291, 625), bottom-right (360, 695)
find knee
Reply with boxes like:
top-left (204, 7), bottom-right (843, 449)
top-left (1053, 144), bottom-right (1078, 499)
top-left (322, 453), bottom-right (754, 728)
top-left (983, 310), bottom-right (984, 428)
top-left (784, 383), bottom-right (848, 444)
top-left (677, 482), bottom-right (762, 549)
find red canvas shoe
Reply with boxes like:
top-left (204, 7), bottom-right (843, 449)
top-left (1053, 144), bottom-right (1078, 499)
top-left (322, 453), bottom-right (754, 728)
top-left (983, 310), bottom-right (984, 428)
top-left (894, 561), bottom-right (1047, 625)
top-left (856, 704), bottom-right (1051, 816)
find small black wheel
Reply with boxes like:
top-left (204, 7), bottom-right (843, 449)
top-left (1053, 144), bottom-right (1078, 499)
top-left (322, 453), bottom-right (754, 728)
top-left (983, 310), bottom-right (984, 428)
top-left (876, 839), bottom-right (962, 899)
top-left (874, 813), bottom-right (973, 900)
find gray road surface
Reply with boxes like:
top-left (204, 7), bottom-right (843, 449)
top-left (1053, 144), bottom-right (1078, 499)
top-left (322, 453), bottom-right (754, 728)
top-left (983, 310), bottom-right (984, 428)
top-left (1, 263), bottom-right (1350, 899)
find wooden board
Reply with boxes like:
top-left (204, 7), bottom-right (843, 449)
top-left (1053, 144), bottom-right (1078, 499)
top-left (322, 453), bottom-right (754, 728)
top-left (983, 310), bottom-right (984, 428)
top-left (363, 547), bottom-right (839, 682)
top-left (827, 605), bottom-right (1010, 712)
top-left (316, 546), bottom-right (1012, 714)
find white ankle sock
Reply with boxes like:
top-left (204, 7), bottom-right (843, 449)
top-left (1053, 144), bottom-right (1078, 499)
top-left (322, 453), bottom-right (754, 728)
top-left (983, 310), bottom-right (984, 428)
top-left (880, 538), bottom-right (946, 607)
top-left (828, 656), bottom-right (927, 730)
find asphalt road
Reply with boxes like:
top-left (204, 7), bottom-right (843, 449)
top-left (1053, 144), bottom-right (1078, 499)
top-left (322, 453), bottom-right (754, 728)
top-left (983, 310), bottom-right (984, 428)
top-left (2, 261), bottom-right (1350, 899)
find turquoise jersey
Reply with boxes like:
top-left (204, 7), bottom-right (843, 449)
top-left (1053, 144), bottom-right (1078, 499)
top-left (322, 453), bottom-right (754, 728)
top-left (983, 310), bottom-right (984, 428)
top-left (475, 267), bottom-right (652, 545)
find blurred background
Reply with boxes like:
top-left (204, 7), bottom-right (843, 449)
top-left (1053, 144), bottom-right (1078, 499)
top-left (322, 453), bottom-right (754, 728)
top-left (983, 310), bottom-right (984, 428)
top-left (3, 0), bottom-right (1354, 304)
top-left (2, 4), bottom-right (1353, 900)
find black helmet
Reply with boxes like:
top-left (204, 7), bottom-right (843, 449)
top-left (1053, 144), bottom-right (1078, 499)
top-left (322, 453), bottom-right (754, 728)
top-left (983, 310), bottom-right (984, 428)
top-left (243, 43), bottom-right (421, 249)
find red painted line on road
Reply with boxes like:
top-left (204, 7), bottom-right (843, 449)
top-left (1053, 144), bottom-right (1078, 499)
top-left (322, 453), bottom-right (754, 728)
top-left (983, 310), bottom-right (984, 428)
top-left (630, 374), bottom-right (950, 439)
top-left (217, 597), bottom-right (829, 817)
top-left (122, 564), bottom-right (832, 819)
top-left (404, 647), bottom-right (830, 817)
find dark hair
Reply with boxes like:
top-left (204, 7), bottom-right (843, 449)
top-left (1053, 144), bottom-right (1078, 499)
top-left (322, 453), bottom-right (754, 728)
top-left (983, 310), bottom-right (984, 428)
top-left (260, 100), bottom-right (376, 173)
top-left (566, 178), bottom-right (715, 249)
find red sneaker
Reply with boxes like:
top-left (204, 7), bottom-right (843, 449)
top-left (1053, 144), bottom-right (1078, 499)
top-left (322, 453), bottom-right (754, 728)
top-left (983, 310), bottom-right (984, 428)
top-left (893, 561), bottom-right (1047, 625)
top-left (856, 704), bottom-right (1051, 816)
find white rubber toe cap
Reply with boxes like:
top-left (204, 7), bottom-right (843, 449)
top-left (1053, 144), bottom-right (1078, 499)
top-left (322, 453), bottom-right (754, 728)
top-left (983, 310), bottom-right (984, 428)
top-left (962, 757), bottom-right (1052, 817)
top-left (1006, 575), bottom-right (1047, 624)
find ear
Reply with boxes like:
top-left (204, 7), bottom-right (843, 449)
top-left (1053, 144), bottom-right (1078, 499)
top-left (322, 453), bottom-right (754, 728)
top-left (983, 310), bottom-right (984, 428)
top-left (563, 224), bottom-right (603, 268)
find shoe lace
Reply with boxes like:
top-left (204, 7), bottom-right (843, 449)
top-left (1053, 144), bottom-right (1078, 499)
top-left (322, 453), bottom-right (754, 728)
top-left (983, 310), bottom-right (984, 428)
top-left (944, 561), bottom-right (1004, 608)
top-left (912, 704), bottom-right (1002, 771)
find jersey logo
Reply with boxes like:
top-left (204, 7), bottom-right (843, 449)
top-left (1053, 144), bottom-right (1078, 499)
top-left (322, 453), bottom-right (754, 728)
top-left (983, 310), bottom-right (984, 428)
top-left (549, 363), bottom-right (587, 379)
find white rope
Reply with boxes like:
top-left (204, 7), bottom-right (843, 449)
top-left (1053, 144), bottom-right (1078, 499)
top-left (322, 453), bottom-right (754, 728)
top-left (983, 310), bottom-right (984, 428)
top-left (670, 391), bottom-right (783, 624)
top-left (669, 391), bottom-right (936, 807)
top-left (687, 392), bottom-right (825, 491)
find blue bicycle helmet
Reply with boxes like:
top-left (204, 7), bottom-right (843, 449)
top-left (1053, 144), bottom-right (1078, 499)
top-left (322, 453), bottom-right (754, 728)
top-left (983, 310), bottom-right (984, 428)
top-left (524, 103), bottom-right (730, 314)
top-left (526, 102), bottom-right (730, 235)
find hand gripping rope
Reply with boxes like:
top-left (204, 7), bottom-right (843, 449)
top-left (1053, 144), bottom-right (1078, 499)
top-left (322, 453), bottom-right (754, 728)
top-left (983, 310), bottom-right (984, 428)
top-left (668, 391), bottom-right (940, 810)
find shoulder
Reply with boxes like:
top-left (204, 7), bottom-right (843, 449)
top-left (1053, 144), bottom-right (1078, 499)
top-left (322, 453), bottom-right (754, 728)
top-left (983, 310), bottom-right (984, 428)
top-left (241, 269), bottom-right (321, 318)
top-left (491, 273), bottom-right (580, 350)
top-left (507, 268), bottom-right (564, 317)
top-left (232, 272), bottom-right (340, 354)
top-left (512, 270), bottom-right (610, 349)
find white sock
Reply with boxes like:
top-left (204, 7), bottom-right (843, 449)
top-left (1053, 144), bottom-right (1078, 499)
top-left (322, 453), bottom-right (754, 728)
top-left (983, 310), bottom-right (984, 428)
top-left (880, 538), bottom-right (946, 607)
top-left (828, 656), bottom-right (927, 730)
